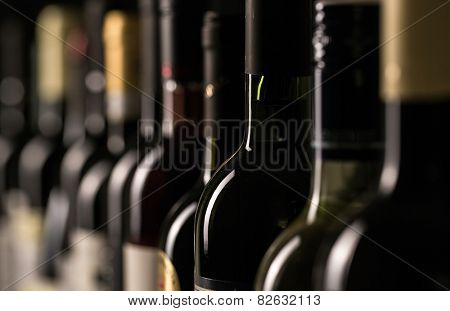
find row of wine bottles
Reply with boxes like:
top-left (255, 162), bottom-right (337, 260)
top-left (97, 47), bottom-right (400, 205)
top-left (0, 0), bottom-right (449, 291)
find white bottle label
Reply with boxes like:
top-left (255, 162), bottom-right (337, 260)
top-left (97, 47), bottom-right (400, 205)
top-left (5, 190), bottom-right (56, 290)
top-left (0, 218), bottom-right (10, 289)
top-left (62, 229), bottom-right (108, 290)
top-left (123, 243), bottom-right (180, 291)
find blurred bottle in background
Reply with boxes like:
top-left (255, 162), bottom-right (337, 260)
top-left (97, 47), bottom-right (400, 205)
top-left (0, 0), bottom-right (44, 291)
top-left (124, 0), bottom-right (206, 291)
top-left (7, 3), bottom-right (85, 290)
top-left (63, 1), bottom-right (141, 290)
top-left (158, 0), bottom-right (245, 290)
top-left (106, 0), bottom-right (161, 291)
top-left (40, 0), bottom-right (108, 290)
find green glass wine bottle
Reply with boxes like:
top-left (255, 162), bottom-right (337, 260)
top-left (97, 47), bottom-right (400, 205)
top-left (313, 0), bottom-right (450, 290)
top-left (254, 0), bottom-right (384, 291)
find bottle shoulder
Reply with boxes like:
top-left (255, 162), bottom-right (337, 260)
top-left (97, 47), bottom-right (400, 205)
top-left (255, 210), bottom-right (331, 290)
top-left (19, 135), bottom-right (59, 169)
top-left (159, 182), bottom-right (202, 249)
top-left (129, 144), bottom-right (165, 204)
top-left (107, 150), bottom-right (138, 215)
top-left (315, 196), bottom-right (450, 290)
top-left (77, 159), bottom-right (114, 229)
top-left (108, 150), bottom-right (139, 195)
top-left (254, 185), bottom-right (382, 291)
top-left (196, 149), bottom-right (310, 214)
top-left (60, 138), bottom-right (97, 185)
top-left (194, 150), bottom-right (311, 285)
top-left (0, 137), bottom-right (15, 178)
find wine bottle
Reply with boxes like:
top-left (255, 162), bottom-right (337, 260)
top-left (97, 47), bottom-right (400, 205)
top-left (0, 0), bottom-right (44, 290)
top-left (158, 0), bottom-right (245, 291)
top-left (106, 0), bottom-right (161, 291)
top-left (314, 0), bottom-right (450, 290)
top-left (40, 0), bottom-right (108, 284)
top-left (194, 0), bottom-right (313, 291)
top-left (11, 4), bottom-right (84, 291)
top-left (0, 8), bottom-right (34, 190)
top-left (124, 0), bottom-right (205, 291)
top-left (65, 7), bottom-right (140, 290)
top-left (254, 0), bottom-right (384, 291)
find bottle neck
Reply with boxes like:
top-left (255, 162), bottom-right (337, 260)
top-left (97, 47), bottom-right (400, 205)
top-left (201, 11), bottom-right (245, 184)
top-left (380, 102), bottom-right (450, 200)
top-left (84, 0), bottom-right (107, 139)
top-left (202, 119), bottom-right (243, 184)
top-left (243, 74), bottom-right (312, 158)
top-left (63, 29), bottom-right (87, 147)
top-left (305, 3), bottom-right (383, 223)
top-left (313, 3), bottom-right (382, 152)
top-left (161, 78), bottom-right (203, 139)
top-left (106, 91), bottom-right (140, 156)
top-left (160, 1), bottom-right (204, 140)
top-left (103, 10), bottom-right (140, 155)
top-left (36, 6), bottom-right (78, 140)
top-left (138, 0), bottom-right (160, 144)
top-left (0, 18), bottom-right (28, 139)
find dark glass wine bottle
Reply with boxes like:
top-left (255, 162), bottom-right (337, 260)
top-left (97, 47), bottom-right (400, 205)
top-left (106, 0), bottom-right (161, 291)
top-left (41, 0), bottom-right (108, 285)
top-left (64, 8), bottom-right (140, 290)
top-left (124, 0), bottom-right (205, 291)
top-left (254, 0), bottom-right (384, 291)
top-left (194, 0), bottom-right (313, 291)
top-left (0, 3), bottom-right (37, 191)
top-left (12, 5), bottom-right (84, 290)
top-left (0, 0), bottom-right (44, 290)
top-left (158, 0), bottom-right (245, 291)
top-left (313, 0), bottom-right (450, 290)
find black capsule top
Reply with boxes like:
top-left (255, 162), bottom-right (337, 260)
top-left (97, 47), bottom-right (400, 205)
top-left (160, 0), bottom-right (206, 81)
top-left (207, 0), bottom-right (243, 16)
top-left (245, 0), bottom-right (312, 76)
top-left (202, 0), bottom-right (245, 122)
top-left (203, 0), bottom-right (244, 50)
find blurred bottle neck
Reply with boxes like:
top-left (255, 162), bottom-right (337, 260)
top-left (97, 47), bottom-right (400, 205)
top-left (305, 1), bottom-right (383, 223)
top-left (201, 11), bottom-right (245, 184)
top-left (380, 102), bottom-right (450, 201)
top-left (159, 0), bottom-right (205, 140)
top-left (161, 78), bottom-right (203, 140)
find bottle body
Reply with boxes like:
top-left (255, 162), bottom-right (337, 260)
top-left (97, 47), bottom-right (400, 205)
top-left (315, 103), bottom-right (450, 290)
top-left (314, 0), bottom-right (450, 290)
top-left (255, 1), bottom-right (384, 290)
top-left (158, 7), bottom-right (245, 291)
top-left (40, 0), bottom-right (109, 289)
top-left (63, 7), bottom-right (140, 290)
top-left (255, 159), bottom-right (382, 290)
top-left (10, 5), bottom-right (84, 290)
top-left (0, 5), bottom-right (38, 289)
top-left (123, 0), bottom-right (206, 291)
top-left (124, 134), bottom-right (200, 290)
top-left (194, 74), bottom-right (312, 290)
